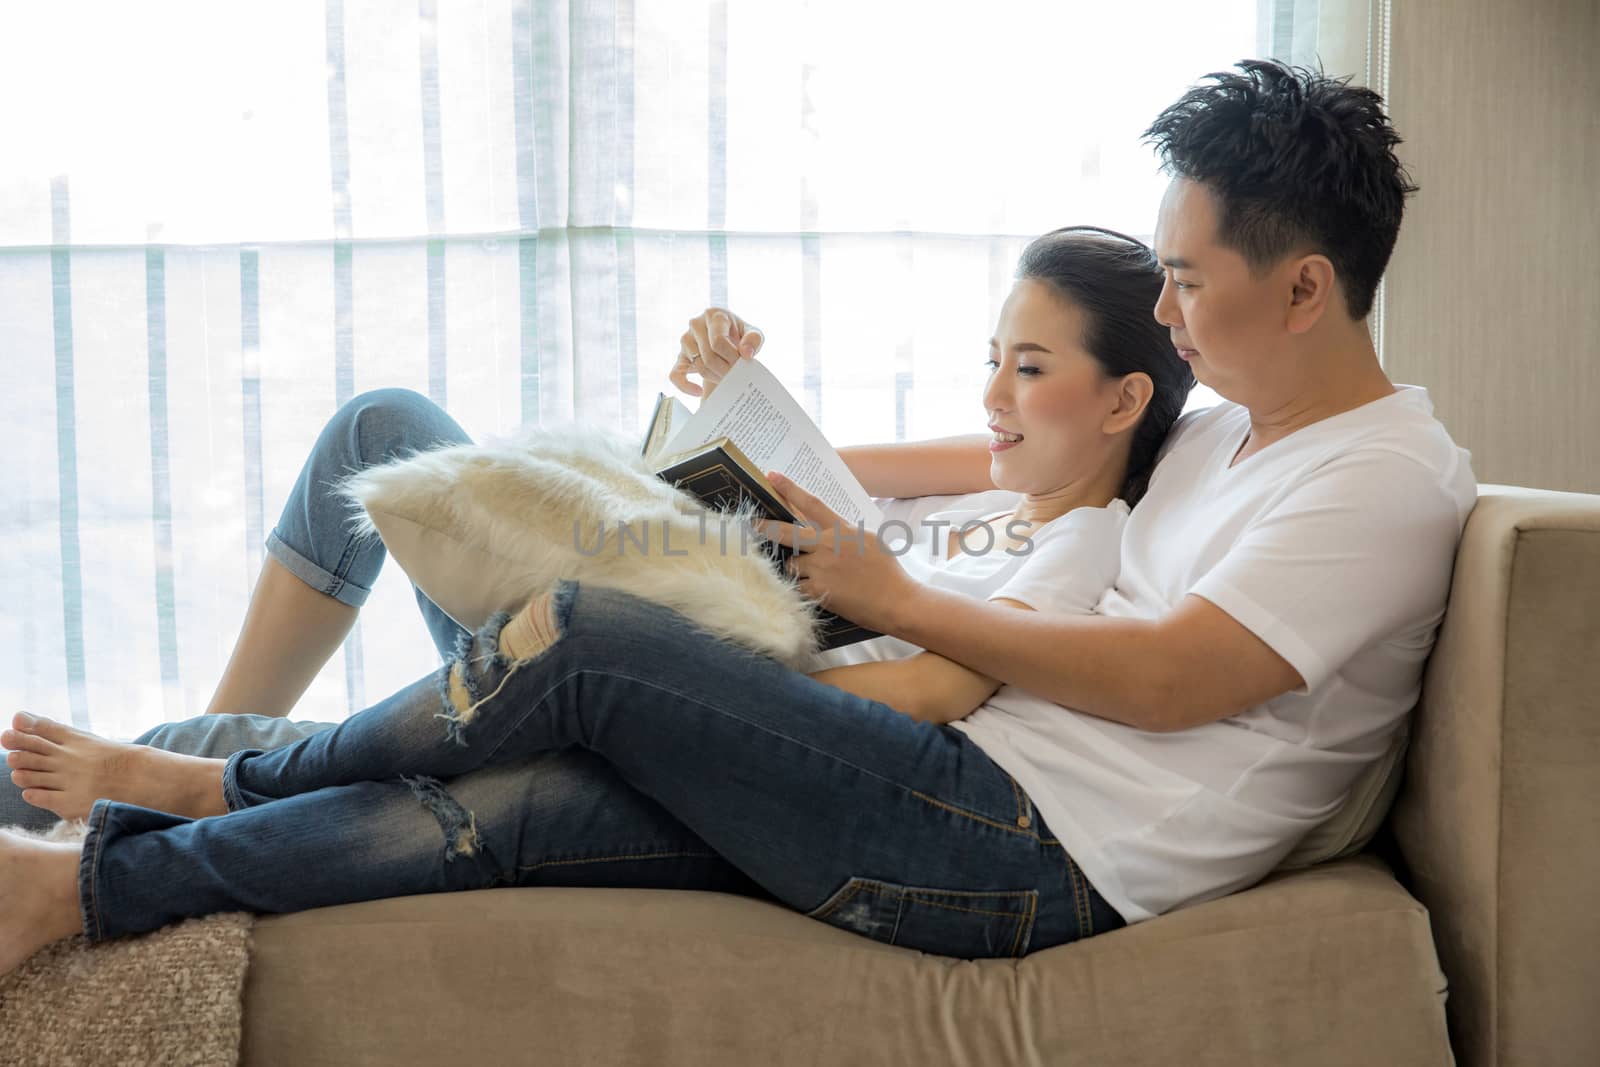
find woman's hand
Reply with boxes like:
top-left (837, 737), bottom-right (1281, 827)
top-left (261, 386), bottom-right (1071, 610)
top-left (671, 307), bottom-right (766, 399)
top-left (755, 473), bottom-right (919, 634)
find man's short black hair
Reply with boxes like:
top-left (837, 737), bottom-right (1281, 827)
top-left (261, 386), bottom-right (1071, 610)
top-left (1143, 59), bottom-right (1419, 320)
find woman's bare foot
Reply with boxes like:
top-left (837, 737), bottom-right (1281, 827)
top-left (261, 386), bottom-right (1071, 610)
top-left (2, 713), bottom-right (228, 822)
top-left (0, 828), bottom-right (84, 978)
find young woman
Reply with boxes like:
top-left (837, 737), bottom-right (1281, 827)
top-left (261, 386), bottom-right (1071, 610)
top-left (1, 226), bottom-right (1194, 971)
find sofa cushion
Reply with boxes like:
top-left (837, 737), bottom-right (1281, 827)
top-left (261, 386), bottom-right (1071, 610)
top-left (241, 853), bottom-right (1450, 1066)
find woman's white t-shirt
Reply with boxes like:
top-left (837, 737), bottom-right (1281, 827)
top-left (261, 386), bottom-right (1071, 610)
top-left (949, 385), bottom-right (1478, 924)
top-left (801, 490), bottom-right (1128, 672)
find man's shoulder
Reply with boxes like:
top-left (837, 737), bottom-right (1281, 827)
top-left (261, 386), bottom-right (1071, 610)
top-left (1272, 391), bottom-right (1478, 530)
top-left (1317, 387), bottom-right (1476, 502)
top-left (1171, 386), bottom-right (1469, 476)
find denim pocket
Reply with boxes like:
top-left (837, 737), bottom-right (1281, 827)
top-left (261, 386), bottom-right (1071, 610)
top-left (805, 875), bottom-right (1039, 959)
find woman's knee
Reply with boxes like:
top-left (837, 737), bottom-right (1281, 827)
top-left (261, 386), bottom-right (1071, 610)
top-left (325, 387), bottom-right (470, 471)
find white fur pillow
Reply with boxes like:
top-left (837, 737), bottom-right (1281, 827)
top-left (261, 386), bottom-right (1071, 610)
top-left (333, 422), bottom-right (823, 669)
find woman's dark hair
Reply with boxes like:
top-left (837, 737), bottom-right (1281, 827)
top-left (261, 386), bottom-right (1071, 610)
top-left (1014, 225), bottom-right (1195, 507)
top-left (1142, 59), bottom-right (1418, 320)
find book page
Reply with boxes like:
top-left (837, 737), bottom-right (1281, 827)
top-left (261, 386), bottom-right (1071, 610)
top-left (643, 393), bottom-right (694, 460)
top-left (664, 359), bottom-right (883, 528)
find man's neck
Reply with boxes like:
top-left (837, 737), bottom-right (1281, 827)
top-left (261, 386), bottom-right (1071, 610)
top-left (1235, 333), bottom-right (1395, 463)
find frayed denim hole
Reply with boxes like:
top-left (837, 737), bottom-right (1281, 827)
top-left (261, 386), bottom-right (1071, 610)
top-left (400, 773), bottom-right (482, 861)
top-left (479, 608), bottom-right (518, 669)
top-left (435, 629), bottom-right (488, 746)
top-left (431, 668), bottom-right (470, 748)
top-left (436, 624), bottom-right (484, 738)
top-left (449, 624), bottom-right (475, 665)
top-left (549, 578), bottom-right (580, 636)
top-left (434, 607), bottom-right (539, 746)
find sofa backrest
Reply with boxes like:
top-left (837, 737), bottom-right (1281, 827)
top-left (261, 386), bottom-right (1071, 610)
top-left (1390, 484), bottom-right (1600, 1067)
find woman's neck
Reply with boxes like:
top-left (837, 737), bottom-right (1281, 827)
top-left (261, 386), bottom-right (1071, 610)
top-left (1007, 464), bottom-right (1124, 527)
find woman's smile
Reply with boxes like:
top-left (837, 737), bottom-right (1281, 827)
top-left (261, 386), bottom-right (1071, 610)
top-left (988, 423), bottom-right (1024, 452)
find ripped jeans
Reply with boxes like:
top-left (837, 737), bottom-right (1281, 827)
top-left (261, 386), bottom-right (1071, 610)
top-left (68, 390), bottom-right (1126, 959)
top-left (71, 391), bottom-right (1125, 960)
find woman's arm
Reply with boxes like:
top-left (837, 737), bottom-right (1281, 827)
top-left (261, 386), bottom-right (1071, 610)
top-left (809, 652), bottom-right (1002, 725)
top-left (672, 307), bottom-right (995, 499)
top-left (837, 436), bottom-right (999, 499)
top-left (808, 600), bottom-right (1040, 723)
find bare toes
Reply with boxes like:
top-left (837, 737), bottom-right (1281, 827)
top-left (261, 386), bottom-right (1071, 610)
top-left (1, 728), bottom-right (60, 755)
top-left (19, 788), bottom-right (65, 814)
top-left (15, 713), bottom-right (71, 744)
top-left (6, 750), bottom-right (53, 771)
top-left (10, 770), bottom-right (56, 790)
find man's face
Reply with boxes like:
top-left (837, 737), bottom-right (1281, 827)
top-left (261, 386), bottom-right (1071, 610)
top-left (1151, 178), bottom-right (1295, 405)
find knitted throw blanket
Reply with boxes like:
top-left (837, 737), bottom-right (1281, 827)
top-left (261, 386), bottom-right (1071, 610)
top-left (0, 819), bottom-right (254, 1067)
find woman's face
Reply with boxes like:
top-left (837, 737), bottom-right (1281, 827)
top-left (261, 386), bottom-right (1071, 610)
top-left (982, 279), bottom-right (1128, 496)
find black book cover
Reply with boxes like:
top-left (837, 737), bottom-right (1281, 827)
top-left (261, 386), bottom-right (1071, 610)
top-left (652, 437), bottom-right (882, 651)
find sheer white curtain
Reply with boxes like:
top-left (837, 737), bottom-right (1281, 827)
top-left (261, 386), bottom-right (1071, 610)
top-left (0, 0), bottom-right (1356, 737)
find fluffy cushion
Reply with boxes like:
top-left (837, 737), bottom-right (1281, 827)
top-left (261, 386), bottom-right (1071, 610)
top-left (333, 422), bottom-right (823, 669)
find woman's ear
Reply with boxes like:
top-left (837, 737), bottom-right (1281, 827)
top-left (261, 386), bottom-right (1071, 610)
top-left (1103, 373), bottom-right (1154, 436)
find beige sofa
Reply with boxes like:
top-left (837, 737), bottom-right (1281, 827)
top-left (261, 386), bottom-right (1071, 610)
top-left (237, 485), bottom-right (1600, 1067)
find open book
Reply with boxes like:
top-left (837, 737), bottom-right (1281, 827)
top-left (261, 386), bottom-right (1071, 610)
top-left (641, 358), bottom-right (884, 650)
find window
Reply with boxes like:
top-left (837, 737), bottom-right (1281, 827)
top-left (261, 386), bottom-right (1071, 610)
top-left (0, 1), bottom-right (1321, 735)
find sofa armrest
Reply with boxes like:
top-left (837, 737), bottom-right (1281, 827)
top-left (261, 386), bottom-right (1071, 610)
top-left (1391, 484), bottom-right (1600, 1067)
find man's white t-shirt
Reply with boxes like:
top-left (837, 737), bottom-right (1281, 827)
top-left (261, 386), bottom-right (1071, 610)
top-left (949, 384), bottom-right (1478, 924)
top-left (802, 490), bottom-right (1128, 671)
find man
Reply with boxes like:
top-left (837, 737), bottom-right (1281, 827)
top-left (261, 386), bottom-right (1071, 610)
top-left (1, 60), bottom-right (1476, 967)
top-left (684, 58), bottom-right (1477, 921)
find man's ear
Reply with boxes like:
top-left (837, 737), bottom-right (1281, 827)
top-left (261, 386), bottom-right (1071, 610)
top-left (1286, 254), bottom-right (1337, 334)
top-left (1104, 373), bottom-right (1155, 435)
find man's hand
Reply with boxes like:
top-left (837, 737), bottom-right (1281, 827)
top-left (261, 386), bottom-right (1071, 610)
top-left (671, 307), bottom-right (765, 399)
top-left (755, 472), bottom-right (917, 634)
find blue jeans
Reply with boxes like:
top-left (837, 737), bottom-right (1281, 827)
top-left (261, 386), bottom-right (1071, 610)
top-left (51, 388), bottom-right (1126, 958)
top-left (80, 579), bottom-right (1124, 958)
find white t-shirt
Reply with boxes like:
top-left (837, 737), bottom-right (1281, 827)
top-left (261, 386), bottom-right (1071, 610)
top-left (950, 384), bottom-right (1478, 924)
top-left (803, 490), bottom-right (1128, 672)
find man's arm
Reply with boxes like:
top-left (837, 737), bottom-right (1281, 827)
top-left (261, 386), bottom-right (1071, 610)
top-left (808, 651), bottom-right (1002, 725)
top-left (837, 435), bottom-right (998, 499)
top-left (882, 588), bottom-right (1303, 733)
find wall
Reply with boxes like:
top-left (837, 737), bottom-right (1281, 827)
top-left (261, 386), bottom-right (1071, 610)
top-left (1382, 0), bottom-right (1599, 493)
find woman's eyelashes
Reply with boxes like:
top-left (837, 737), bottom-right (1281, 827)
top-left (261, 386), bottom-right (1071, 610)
top-left (983, 358), bottom-right (1041, 376)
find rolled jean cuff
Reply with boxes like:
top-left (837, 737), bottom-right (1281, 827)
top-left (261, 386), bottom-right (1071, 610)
top-left (78, 798), bottom-right (113, 941)
top-left (265, 529), bottom-right (372, 609)
top-left (221, 749), bottom-right (268, 812)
